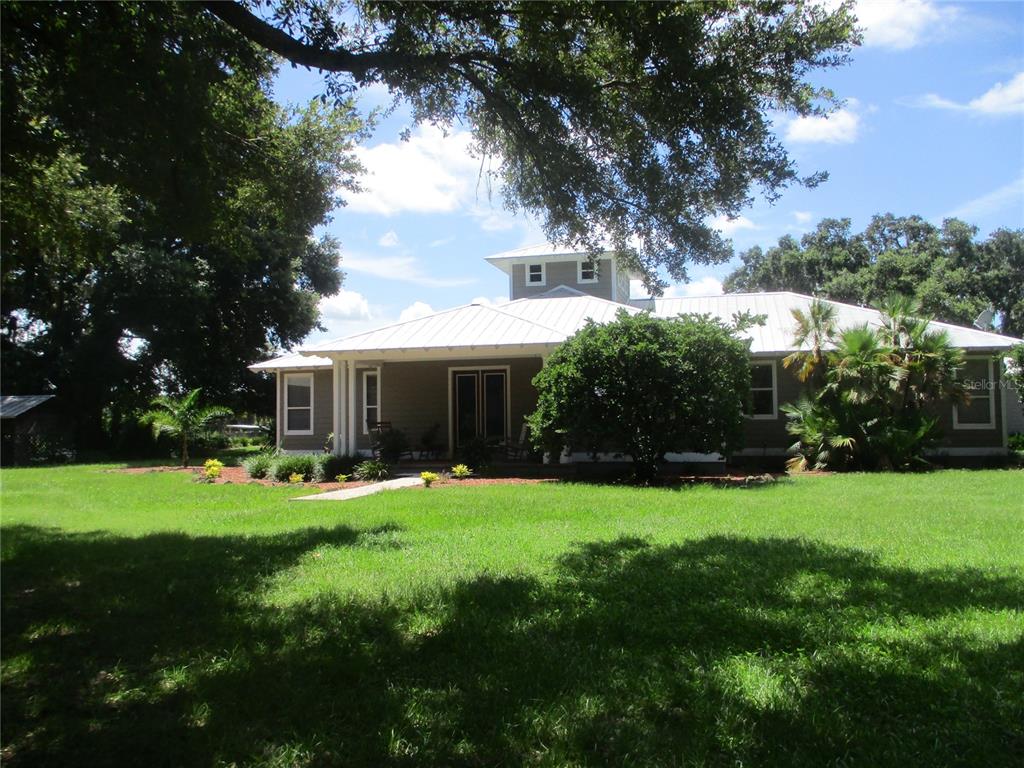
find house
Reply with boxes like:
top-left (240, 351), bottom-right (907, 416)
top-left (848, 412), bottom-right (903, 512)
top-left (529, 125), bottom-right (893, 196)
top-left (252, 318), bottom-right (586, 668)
top-left (249, 244), bottom-right (1022, 461)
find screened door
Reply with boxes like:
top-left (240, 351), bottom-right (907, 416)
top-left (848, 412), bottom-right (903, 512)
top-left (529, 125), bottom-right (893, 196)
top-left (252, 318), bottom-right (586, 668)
top-left (452, 370), bottom-right (507, 448)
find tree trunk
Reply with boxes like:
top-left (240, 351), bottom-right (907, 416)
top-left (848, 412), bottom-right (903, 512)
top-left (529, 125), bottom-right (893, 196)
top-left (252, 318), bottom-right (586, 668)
top-left (181, 433), bottom-right (189, 467)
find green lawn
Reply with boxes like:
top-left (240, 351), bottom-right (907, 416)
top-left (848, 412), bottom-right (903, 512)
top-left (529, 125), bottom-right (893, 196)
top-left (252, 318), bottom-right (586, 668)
top-left (2, 465), bottom-right (1022, 767)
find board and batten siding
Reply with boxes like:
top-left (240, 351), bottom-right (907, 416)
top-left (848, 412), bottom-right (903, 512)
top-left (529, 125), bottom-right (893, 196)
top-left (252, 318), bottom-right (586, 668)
top-left (278, 368), bottom-right (333, 452)
top-left (510, 258), bottom-right (614, 301)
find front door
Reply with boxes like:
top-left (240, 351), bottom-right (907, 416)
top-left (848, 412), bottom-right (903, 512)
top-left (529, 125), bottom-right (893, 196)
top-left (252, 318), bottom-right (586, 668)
top-left (452, 369), bottom-right (508, 449)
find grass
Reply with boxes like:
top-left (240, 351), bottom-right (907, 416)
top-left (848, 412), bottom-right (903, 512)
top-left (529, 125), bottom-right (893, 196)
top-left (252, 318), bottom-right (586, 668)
top-left (1, 464), bottom-right (1022, 767)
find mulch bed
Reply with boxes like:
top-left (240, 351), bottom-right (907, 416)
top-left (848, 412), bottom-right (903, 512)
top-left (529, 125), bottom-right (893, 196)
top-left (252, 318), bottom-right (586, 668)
top-left (112, 465), bottom-right (373, 491)
top-left (113, 466), bottom-right (793, 490)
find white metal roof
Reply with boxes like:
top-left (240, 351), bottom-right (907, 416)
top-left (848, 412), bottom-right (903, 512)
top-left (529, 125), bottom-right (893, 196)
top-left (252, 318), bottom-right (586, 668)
top-left (484, 242), bottom-right (602, 262)
top-left (252, 289), bottom-right (1020, 368)
top-left (484, 242), bottom-right (643, 279)
top-left (499, 286), bottom-right (640, 329)
top-left (645, 291), bottom-right (1021, 354)
top-left (248, 352), bottom-right (332, 371)
top-left (303, 301), bottom-right (566, 356)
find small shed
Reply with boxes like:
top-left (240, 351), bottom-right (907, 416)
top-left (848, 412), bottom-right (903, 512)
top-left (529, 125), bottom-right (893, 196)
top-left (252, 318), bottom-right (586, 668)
top-left (0, 395), bottom-right (71, 465)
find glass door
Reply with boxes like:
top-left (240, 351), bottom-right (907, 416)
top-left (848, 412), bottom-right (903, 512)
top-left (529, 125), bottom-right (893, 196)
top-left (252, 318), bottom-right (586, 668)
top-left (452, 370), bottom-right (508, 449)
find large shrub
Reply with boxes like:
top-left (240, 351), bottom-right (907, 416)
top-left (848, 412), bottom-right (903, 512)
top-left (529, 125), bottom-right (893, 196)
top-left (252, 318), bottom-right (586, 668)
top-left (242, 453), bottom-right (274, 480)
top-left (785, 297), bottom-right (965, 471)
top-left (528, 310), bottom-right (751, 483)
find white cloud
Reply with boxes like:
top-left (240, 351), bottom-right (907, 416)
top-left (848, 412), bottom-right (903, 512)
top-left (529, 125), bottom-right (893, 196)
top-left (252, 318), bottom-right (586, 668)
top-left (378, 230), bottom-right (400, 247)
top-left (318, 288), bottom-right (372, 322)
top-left (946, 174), bottom-right (1024, 220)
top-left (398, 301), bottom-right (436, 322)
top-left (910, 72), bottom-right (1024, 115)
top-left (429, 235), bottom-right (456, 248)
top-left (342, 253), bottom-right (476, 288)
top-left (785, 108), bottom-right (860, 144)
top-left (853, 0), bottom-right (960, 50)
top-left (793, 211), bottom-right (814, 224)
top-left (469, 295), bottom-right (509, 307)
top-left (710, 214), bottom-right (759, 236)
top-left (662, 276), bottom-right (725, 298)
top-left (344, 125), bottom-right (500, 217)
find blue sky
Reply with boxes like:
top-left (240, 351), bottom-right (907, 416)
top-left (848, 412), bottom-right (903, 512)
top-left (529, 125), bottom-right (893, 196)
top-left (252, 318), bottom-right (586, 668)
top-left (271, 0), bottom-right (1024, 346)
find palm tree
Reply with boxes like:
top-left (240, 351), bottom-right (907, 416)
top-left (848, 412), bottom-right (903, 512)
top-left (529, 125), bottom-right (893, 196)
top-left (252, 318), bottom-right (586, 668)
top-left (141, 388), bottom-right (231, 467)
top-left (783, 299), bottom-right (838, 388)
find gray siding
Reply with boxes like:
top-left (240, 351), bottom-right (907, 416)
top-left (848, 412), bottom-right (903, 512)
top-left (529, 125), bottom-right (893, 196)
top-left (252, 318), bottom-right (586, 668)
top-left (274, 355), bottom-right (1009, 457)
top-left (510, 258), bottom-right (614, 301)
top-left (278, 368), bottom-right (333, 452)
top-left (376, 357), bottom-right (544, 454)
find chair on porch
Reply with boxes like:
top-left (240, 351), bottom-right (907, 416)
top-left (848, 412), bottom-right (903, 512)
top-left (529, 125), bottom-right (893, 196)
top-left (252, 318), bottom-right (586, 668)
top-left (368, 421), bottom-right (415, 462)
top-left (500, 422), bottom-right (531, 460)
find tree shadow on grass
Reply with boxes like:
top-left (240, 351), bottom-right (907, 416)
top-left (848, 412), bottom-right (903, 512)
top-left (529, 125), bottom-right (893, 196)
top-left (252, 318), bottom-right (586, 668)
top-left (2, 527), bottom-right (1022, 767)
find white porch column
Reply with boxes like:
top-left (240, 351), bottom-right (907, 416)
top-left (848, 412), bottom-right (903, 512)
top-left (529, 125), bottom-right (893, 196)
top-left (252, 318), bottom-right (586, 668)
top-left (332, 358), bottom-right (343, 456)
top-left (347, 360), bottom-right (357, 455)
top-left (275, 371), bottom-right (282, 449)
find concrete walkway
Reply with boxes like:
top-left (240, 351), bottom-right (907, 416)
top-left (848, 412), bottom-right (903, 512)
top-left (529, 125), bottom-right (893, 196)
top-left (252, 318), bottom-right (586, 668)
top-left (292, 475), bottom-right (421, 501)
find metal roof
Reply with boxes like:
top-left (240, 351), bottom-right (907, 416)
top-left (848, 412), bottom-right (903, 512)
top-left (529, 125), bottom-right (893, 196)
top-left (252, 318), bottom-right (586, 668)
top-left (251, 289), bottom-right (1020, 369)
top-left (303, 301), bottom-right (566, 356)
top-left (0, 394), bottom-right (55, 419)
top-left (645, 292), bottom-right (1021, 354)
top-left (248, 352), bottom-right (332, 372)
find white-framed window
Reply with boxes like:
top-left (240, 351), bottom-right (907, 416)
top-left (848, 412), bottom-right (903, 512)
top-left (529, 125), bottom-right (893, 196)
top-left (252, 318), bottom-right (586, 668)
top-left (578, 259), bottom-right (598, 283)
top-left (954, 357), bottom-right (995, 430)
top-left (526, 263), bottom-right (546, 286)
top-left (284, 372), bottom-right (314, 435)
top-left (362, 369), bottom-right (380, 434)
top-left (746, 360), bottom-right (777, 419)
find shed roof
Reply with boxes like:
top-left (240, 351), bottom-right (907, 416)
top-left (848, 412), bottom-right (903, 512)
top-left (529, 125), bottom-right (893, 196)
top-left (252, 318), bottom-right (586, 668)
top-left (0, 394), bottom-right (55, 419)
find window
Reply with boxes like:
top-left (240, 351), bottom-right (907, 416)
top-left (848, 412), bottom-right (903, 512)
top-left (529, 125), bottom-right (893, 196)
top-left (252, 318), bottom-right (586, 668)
top-left (746, 361), bottom-right (777, 419)
top-left (954, 357), bottom-right (995, 429)
top-left (362, 369), bottom-right (380, 434)
top-left (526, 263), bottom-right (545, 285)
top-left (578, 259), bottom-right (598, 283)
top-left (284, 373), bottom-right (313, 434)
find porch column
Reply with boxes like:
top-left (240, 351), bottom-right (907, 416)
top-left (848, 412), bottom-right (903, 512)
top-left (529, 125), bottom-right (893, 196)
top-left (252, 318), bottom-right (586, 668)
top-left (275, 371), bottom-right (282, 449)
top-left (347, 360), bottom-right (357, 455)
top-left (332, 358), bottom-right (343, 456)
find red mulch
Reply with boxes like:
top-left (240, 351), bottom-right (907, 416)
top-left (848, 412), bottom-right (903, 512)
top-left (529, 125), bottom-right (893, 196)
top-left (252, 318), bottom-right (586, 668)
top-left (112, 465), bottom-right (372, 490)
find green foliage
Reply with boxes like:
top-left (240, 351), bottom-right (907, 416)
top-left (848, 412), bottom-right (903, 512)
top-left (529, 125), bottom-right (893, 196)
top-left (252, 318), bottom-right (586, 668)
top-left (529, 311), bottom-right (751, 483)
top-left (335, 474), bottom-right (351, 484)
top-left (202, 459), bottom-right (224, 480)
top-left (205, 1), bottom-right (859, 290)
top-left (450, 464), bottom-right (474, 480)
top-left (2, 465), bottom-right (1023, 767)
top-left (725, 215), bottom-right (1024, 338)
top-left (1008, 433), bottom-right (1024, 452)
top-left (453, 437), bottom-right (491, 471)
top-left (353, 459), bottom-right (391, 482)
top-left (785, 297), bottom-right (964, 471)
top-left (140, 388), bottom-right (231, 467)
top-left (374, 429), bottom-right (410, 463)
top-left (1005, 344), bottom-right (1024, 390)
top-left (420, 471), bottom-right (440, 488)
top-left (321, 454), bottom-right (361, 482)
top-left (1, 1), bottom-right (365, 447)
top-left (242, 453), bottom-right (274, 480)
top-left (271, 454), bottom-right (325, 484)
